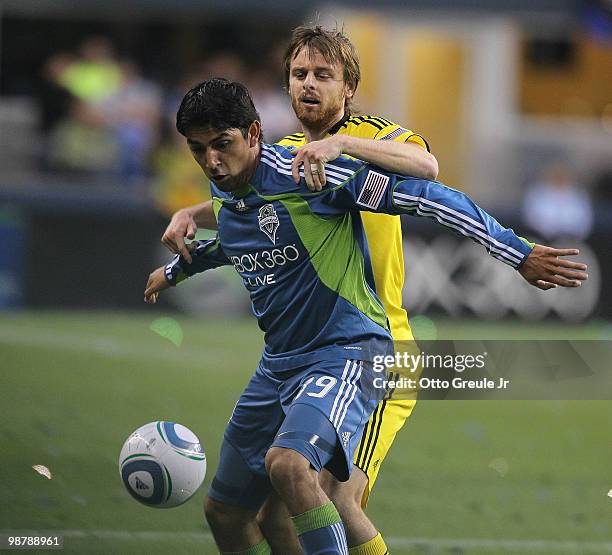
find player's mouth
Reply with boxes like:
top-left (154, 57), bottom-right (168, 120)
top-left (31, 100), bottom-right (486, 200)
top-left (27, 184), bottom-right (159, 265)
top-left (212, 174), bottom-right (229, 182)
top-left (301, 97), bottom-right (320, 107)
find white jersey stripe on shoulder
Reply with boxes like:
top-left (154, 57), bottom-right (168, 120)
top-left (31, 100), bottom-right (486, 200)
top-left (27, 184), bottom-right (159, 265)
top-left (259, 156), bottom-right (298, 177)
top-left (325, 167), bottom-right (355, 183)
top-left (259, 154), bottom-right (344, 186)
top-left (269, 146), bottom-right (356, 179)
top-left (324, 162), bottom-right (355, 179)
top-left (262, 146), bottom-right (357, 181)
top-left (262, 149), bottom-right (353, 179)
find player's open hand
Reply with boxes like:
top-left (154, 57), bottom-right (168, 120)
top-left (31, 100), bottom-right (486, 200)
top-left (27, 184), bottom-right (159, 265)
top-left (161, 208), bottom-right (198, 264)
top-left (519, 245), bottom-right (588, 290)
top-left (144, 267), bottom-right (170, 304)
top-left (291, 137), bottom-right (343, 191)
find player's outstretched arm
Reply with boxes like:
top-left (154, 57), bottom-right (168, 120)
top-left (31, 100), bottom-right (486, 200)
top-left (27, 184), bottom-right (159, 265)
top-left (327, 167), bottom-right (588, 288)
top-left (161, 201), bottom-right (217, 263)
top-left (290, 135), bottom-right (438, 191)
top-left (518, 245), bottom-right (588, 290)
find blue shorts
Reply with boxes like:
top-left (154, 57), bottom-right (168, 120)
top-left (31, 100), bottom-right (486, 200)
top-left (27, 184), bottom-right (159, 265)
top-left (209, 358), bottom-right (385, 511)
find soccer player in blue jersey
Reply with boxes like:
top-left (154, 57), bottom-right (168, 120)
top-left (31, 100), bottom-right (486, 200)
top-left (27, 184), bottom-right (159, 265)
top-left (144, 79), bottom-right (587, 555)
top-left (160, 27), bottom-right (592, 555)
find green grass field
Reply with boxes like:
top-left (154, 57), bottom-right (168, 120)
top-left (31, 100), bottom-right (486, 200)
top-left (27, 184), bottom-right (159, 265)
top-left (1, 311), bottom-right (611, 554)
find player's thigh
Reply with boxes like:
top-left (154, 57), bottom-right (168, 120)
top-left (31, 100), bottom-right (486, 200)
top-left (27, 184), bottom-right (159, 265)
top-left (353, 396), bottom-right (417, 506)
top-left (209, 364), bottom-right (284, 511)
top-left (274, 359), bottom-right (384, 483)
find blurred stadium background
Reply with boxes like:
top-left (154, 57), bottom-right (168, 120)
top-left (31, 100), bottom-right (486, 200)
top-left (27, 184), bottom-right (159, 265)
top-left (1, 1), bottom-right (611, 553)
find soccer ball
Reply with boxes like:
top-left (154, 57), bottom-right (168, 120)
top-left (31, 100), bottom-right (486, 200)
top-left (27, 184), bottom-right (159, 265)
top-left (119, 421), bottom-right (206, 508)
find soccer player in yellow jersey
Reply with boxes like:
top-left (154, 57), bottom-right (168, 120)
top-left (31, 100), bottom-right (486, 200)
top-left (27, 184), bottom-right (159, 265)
top-left (162, 26), bottom-right (587, 554)
top-left (162, 26), bottom-right (437, 555)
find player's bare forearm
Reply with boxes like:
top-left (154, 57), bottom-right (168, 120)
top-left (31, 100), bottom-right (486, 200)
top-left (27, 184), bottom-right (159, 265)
top-left (161, 201), bottom-right (216, 264)
top-left (291, 135), bottom-right (438, 191)
top-left (518, 245), bottom-right (588, 290)
top-left (338, 135), bottom-right (438, 180)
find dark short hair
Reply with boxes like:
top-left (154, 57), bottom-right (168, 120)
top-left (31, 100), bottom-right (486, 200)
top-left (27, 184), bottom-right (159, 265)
top-left (176, 78), bottom-right (260, 137)
top-left (283, 25), bottom-right (361, 114)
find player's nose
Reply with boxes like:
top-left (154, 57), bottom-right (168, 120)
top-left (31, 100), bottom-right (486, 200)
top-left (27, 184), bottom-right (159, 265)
top-left (205, 150), bottom-right (221, 171)
top-left (303, 71), bottom-right (316, 89)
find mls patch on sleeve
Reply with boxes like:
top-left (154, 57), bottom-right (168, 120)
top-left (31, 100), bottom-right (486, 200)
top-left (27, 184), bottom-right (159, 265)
top-left (380, 127), bottom-right (408, 141)
top-left (357, 170), bottom-right (390, 210)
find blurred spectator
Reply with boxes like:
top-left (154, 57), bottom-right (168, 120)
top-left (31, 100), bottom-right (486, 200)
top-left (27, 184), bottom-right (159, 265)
top-left (37, 52), bottom-right (76, 170)
top-left (203, 53), bottom-right (246, 83)
top-left (248, 69), bottom-right (296, 142)
top-left (247, 43), bottom-right (296, 142)
top-left (47, 100), bottom-right (119, 176)
top-left (23, 37), bottom-right (296, 184)
top-left (152, 125), bottom-right (211, 216)
top-left (38, 52), bottom-right (75, 135)
top-left (522, 163), bottom-right (594, 240)
top-left (101, 61), bottom-right (163, 180)
top-left (58, 37), bottom-right (122, 103)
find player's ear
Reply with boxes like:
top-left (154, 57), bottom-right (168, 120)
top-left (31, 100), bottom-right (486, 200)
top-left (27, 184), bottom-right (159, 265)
top-left (248, 121), bottom-right (261, 146)
top-left (344, 84), bottom-right (354, 101)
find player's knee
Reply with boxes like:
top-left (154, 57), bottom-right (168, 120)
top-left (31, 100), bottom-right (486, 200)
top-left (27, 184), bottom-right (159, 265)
top-left (265, 447), bottom-right (314, 489)
top-left (204, 496), bottom-right (253, 533)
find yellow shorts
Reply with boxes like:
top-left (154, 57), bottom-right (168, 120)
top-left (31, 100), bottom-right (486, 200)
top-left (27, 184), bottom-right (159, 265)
top-left (353, 339), bottom-right (421, 507)
top-left (353, 396), bottom-right (416, 507)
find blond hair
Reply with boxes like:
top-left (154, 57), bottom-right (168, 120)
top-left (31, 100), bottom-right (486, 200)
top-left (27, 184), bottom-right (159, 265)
top-left (283, 25), bottom-right (361, 114)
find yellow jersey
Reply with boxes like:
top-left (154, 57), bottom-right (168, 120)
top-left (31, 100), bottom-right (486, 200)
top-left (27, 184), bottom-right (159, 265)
top-left (278, 115), bottom-right (429, 341)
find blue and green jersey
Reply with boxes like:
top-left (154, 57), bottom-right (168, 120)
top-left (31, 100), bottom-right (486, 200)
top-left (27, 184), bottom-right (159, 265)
top-left (165, 143), bottom-right (533, 370)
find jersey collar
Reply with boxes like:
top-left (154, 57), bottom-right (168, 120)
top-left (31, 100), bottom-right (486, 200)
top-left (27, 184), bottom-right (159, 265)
top-left (325, 113), bottom-right (350, 136)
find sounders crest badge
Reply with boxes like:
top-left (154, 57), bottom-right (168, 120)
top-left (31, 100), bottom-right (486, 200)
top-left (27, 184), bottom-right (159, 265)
top-left (258, 204), bottom-right (279, 245)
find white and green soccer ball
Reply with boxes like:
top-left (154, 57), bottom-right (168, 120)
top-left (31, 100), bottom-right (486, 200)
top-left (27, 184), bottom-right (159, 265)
top-left (119, 421), bottom-right (206, 508)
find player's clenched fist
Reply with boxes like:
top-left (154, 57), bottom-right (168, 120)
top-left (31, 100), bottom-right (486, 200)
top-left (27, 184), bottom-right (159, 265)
top-left (161, 208), bottom-right (198, 264)
top-left (291, 136), bottom-right (343, 191)
top-left (519, 245), bottom-right (588, 290)
top-left (144, 266), bottom-right (170, 304)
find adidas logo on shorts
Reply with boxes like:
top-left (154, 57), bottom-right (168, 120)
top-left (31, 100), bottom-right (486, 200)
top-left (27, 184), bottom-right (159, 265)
top-left (341, 431), bottom-right (351, 447)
